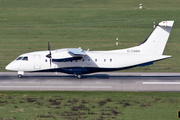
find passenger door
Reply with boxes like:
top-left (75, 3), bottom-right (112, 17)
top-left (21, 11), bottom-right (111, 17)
top-left (34, 55), bottom-right (41, 69)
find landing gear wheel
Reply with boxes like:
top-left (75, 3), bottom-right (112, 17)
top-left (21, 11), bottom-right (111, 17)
top-left (18, 74), bottom-right (23, 78)
top-left (77, 74), bottom-right (82, 79)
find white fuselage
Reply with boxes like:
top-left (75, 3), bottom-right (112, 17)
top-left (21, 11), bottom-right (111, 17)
top-left (6, 48), bottom-right (170, 74)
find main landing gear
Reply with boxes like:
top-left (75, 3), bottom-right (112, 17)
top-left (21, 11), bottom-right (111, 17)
top-left (75, 74), bottom-right (82, 79)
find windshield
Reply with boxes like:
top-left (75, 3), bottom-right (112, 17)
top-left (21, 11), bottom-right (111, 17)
top-left (16, 57), bottom-right (23, 60)
top-left (16, 56), bottom-right (28, 61)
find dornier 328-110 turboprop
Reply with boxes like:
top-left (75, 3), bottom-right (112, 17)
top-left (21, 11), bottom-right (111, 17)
top-left (6, 21), bottom-right (174, 78)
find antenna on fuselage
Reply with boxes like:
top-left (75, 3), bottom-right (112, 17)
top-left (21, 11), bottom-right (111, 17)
top-left (46, 41), bottom-right (52, 67)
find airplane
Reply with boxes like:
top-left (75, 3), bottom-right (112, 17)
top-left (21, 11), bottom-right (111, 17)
top-left (5, 21), bottom-right (174, 78)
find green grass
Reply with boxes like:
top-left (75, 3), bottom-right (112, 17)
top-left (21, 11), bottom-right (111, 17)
top-left (0, 91), bottom-right (180, 120)
top-left (0, 0), bottom-right (180, 72)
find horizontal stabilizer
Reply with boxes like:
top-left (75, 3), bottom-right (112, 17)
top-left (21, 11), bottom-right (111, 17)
top-left (122, 54), bottom-right (171, 68)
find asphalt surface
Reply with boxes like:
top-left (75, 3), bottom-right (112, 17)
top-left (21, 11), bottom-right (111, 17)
top-left (1, 72), bottom-right (180, 91)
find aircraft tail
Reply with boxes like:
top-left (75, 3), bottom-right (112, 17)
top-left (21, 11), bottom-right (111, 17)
top-left (137, 21), bottom-right (174, 55)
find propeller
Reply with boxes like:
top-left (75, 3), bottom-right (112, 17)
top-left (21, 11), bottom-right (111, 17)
top-left (46, 41), bottom-right (52, 67)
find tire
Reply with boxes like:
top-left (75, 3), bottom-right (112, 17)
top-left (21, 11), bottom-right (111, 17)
top-left (18, 74), bottom-right (22, 78)
top-left (77, 74), bottom-right (82, 79)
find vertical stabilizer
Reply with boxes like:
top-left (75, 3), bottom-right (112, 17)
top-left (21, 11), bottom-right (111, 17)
top-left (139, 21), bottom-right (174, 55)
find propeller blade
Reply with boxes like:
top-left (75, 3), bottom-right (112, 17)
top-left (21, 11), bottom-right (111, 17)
top-left (48, 41), bottom-right (51, 51)
top-left (46, 41), bottom-right (51, 58)
top-left (46, 41), bottom-right (52, 67)
top-left (50, 58), bottom-right (52, 67)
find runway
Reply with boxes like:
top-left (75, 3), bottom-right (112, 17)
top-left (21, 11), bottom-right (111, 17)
top-left (1, 72), bottom-right (180, 91)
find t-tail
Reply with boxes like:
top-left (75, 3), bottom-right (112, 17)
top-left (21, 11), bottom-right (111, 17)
top-left (129, 21), bottom-right (174, 55)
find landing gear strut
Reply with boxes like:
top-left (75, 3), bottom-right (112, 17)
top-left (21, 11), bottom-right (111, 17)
top-left (18, 71), bottom-right (24, 78)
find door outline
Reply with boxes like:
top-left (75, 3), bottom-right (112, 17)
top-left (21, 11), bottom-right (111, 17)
top-left (34, 55), bottom-right (41, 69)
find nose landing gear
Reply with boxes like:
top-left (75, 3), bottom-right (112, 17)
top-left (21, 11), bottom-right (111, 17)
top-left (18, 71), bottom-right (24, 78)
top-left (18, 74), bottom-right (23, 78)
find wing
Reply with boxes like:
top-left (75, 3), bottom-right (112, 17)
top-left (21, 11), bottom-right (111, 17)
top-left (52, 47), bottom-right (86, 62)
top-left (68, 47), bottom-right (86, 57)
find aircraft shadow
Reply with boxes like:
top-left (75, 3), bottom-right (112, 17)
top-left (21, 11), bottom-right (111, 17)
top-left (15, 74), bottom-right (180, 80)
top-left (1, 74), bottom-right (180, 80)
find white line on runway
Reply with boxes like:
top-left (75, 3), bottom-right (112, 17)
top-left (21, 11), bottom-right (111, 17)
top-left (0, 86), bottom-right (112, 89)
top-left (142, 82), bottom-right (180, 84)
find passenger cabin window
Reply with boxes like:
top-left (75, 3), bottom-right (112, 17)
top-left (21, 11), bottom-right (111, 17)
top-left (104, 59), bottom-right (106, 62)
top-left (110, 59), bottom-right (112, 62)
top-left (22, 57), bottom-right (28, 61)
top-left (95, 59), bottom-right (97, 62)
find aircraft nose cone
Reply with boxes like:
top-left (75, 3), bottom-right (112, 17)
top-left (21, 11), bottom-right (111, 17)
top-left (5, 62), bottom-right (17, 71)
top-left (5, 63), bottom-right (12, 70)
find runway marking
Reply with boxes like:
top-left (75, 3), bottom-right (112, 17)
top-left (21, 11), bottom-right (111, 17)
top-left (0, 86), bottom-right (112, 89)
top-left (143, 82), bottom-right (180, 85)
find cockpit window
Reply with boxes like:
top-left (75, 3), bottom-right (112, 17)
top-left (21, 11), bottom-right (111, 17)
top-left (16, 56), bottom-right (28, 61)
top-left (16, 57), bottom-right (23, 60)
top-left (22, 57), bottom-right (28, 61)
